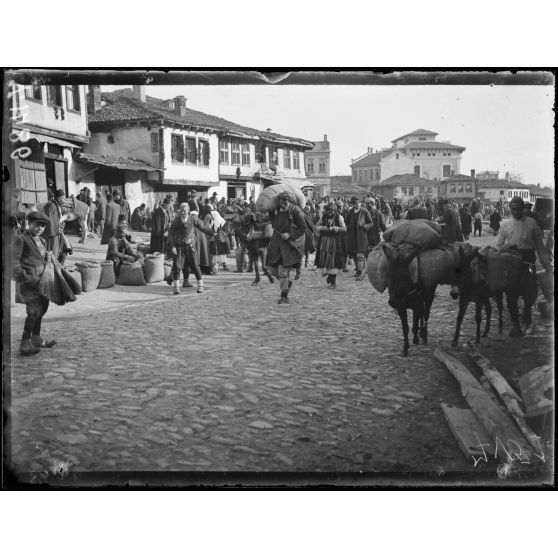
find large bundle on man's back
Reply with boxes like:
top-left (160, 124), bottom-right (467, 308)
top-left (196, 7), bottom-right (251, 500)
top-left (383, 219), bottom-right (442, 250)
top-left (255, 181), bottom-right (306, 213)
top-left (478, 245), bottom-right (522, 291)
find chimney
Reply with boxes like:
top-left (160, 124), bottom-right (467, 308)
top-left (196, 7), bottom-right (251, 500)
top-left (266, 128), bottom-right (272, 133)
top-left (537, 183), bottom-right (540, 187)
top-left (87, 85), bottom-right (102, 112)
top-left (451, 170), bottom-right (455, 177)
top-left (324, 134), bottom-right (328, 142)
top-left (174, 96), bottom-right (187, 116)
top-left (470, 169), bottom-right (475, 178)
top-left (132, 85), bottom-right (146, 103)
top-left (505, 171), bottom-right (510, 182)
top-left (368, 147), bottom-right (373, 154)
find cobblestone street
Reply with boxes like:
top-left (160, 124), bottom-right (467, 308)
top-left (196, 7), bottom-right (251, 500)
top-left (7, 231), bottom-right (554, 479)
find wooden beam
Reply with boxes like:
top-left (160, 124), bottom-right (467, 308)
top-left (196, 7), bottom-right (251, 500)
top-left (518, 365), bottom-right (554, 418)
top-left (433, 347), bottom-right (537, 463)
top-left (467, 343), bottom-right (543, 454)
top-left (441, 404), bottom-right (494, 460)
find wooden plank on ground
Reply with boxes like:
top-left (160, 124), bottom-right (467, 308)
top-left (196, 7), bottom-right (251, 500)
top-left (467, 343), bottom-right (542, 454)
top-left (433, 347), bottom-right (536, 463)
top-left (518, 365), bottom-right (554, 418)
top-left (441, 403), bottom-right (494, 460)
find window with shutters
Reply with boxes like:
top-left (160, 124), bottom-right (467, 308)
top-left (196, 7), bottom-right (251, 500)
top-left (24, 84), bottom-right (42, 102)
top-left (443, 165), bottom-right (451, 178)
top-left (219, 140), bottom-right (229, 164)
top-left (307, 158), bottom-right (314, 173)
top-left (293, 151), bottom-right (300, 170)
top-left (151, 133), bottom-right (159, 152)
top-left (319, 158), bottom-right (325, 172)
top-left (198, 139), bottom-right (210, 166)
top-left (47, 85), bottom-right (63, 107)
top-left (171, 134), bottom-right (184, 163)
top-left (283, 149), bottom-right (292, 169)
top-left (232, 142), bottom-right (241, 165)
top-left (242, 143), bottom-right (251, 166)
top-left (66, 85), bottom-right (81, 112)
top-left (185, 137), bottom-right (197, 164)
top-left (458, 183), bottom-right (464, 193)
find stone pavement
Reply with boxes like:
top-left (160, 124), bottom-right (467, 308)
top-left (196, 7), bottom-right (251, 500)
top-left (7, 226), bottom-right (554, 480)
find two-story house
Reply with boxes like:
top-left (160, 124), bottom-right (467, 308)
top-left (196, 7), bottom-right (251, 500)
top-left (81, 86), bottom-right (313, 213)
top-left (304, 134), bottom-right (331, 198)
top-left (439, 170), bottom-right (478, 202)
top-left (7, 80), bottom-right (89, 206)
top-left (350, 147), bottom-right (383, 190)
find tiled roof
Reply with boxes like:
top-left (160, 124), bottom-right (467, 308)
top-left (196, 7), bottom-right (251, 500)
top-left (351, 152), bottom-right (383, 167)
top-left (476, 179), bottom-right (525, 189)
top-left (308, 141), bottom-right (330, 152)
top-left (403, 141), bottom-right (466, 151)
top-left (381, 174), bottom-right (436, 186)
top-left (90, 90), bottom-right (313, 148)
top-left (76, 153), bottom-right (160, 171)
top-left (392, 128), bottom-right (437, 142)
top-left (441, 174), bottom-right (476, 181)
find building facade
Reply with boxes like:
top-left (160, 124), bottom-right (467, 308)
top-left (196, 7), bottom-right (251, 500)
top-left (379, 174), bottom-right (437, 201)
top-left (84, 87), bottom-right (313, 214)
top-left (350, 129), bottom-right (466, 191)
top-left (304, 134), bottom-right (330, 197)
top-left (7, 81), bottom-right (89, 207)
top-left (438, 171), bottom-right (478, 202)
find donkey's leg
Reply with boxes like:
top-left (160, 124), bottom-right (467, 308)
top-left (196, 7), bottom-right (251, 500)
top-left (452, 296), bottom-right (469, 347)
top-left (421, 290), bottom-right (435, 344)
top-left (412, 306), bottom-right (420, 345)
top-left (481, 298), bottom-right (492, 338)
top-left (496, 291), bottom-right (504, 334)
top-left (399, 308), bottom-right (410, 357)
top-left (474, 300), bottom-right (484, 343)
top-left (260, 247), bottom-right (275, 283)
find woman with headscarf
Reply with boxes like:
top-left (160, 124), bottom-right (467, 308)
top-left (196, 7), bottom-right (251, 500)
top-left (204, 202), bottom-right (230, 274)
top-left (314, 202), bottom-right (347, 289)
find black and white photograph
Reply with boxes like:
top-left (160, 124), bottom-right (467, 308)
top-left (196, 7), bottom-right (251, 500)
top-left (3, 69), bottom-right (554, 488)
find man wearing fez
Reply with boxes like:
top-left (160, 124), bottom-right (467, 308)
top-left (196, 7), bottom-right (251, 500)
top-left (498, 196), bottom-right (552, 336)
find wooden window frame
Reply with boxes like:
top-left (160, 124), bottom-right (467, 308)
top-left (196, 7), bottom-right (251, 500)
top-left (231, 142), bottom-right (241, 166)
top-left (283, 149), bottom-right (292, 169)
top-left (185, 137), bottom-right (197, 165)
top-left (241, 143), bottom-right (251, 166)
top-left (47, 85), bottom-right (64, 107)
top-left (219, 140), bottom-right (229, 164)
top-left (24, 84), bottom-right (42, 102)
top-left (293, 150), bottom-right (300, 170)
top-left (171, 134), bottom-right (184, 164)
top-left (66, 85), bottom-right (81, 113)
top-left (198, 139), bottom-right (210, 166)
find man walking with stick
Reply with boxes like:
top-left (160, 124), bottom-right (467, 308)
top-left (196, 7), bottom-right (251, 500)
top-left (266, 191), bottom-right (307, 304)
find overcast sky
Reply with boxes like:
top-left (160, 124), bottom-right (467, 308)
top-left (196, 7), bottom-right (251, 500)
top-left (103, 84), bottom-right (555, 187)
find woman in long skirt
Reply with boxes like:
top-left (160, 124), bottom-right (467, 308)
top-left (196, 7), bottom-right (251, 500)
top-left (314, 203), bottom-right (347, 289)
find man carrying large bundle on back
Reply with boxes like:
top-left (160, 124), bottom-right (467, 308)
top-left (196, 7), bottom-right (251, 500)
top-left (266, 191), bottom-right (306, 304)
top-left (497, 196), bottom-right (552, 336)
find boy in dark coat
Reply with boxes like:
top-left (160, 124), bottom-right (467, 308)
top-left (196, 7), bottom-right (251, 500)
top-left (13, 211), bottom-right (57, 356)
